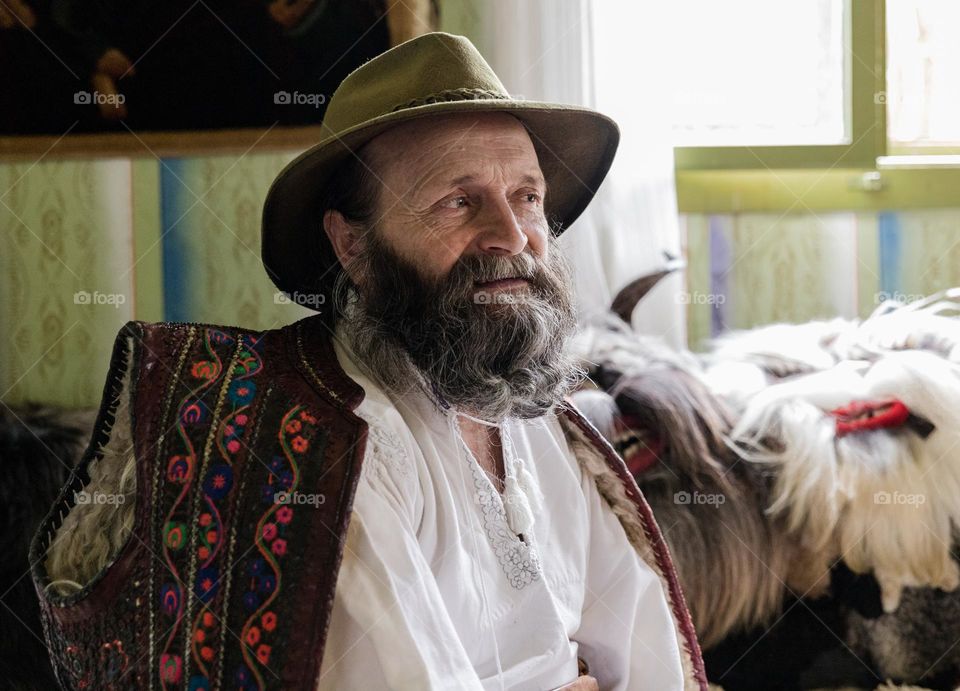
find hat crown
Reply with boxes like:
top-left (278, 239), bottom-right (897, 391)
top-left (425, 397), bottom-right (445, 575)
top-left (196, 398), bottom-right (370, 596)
top-left (322, 32), bottom-right (511, 135)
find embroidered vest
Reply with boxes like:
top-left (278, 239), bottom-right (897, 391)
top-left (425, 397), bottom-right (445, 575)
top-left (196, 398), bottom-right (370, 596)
top-left (30, 315), bottom-right (708, 690)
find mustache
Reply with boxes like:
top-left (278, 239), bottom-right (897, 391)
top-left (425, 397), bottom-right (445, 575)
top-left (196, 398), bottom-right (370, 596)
top-left (446, 251), bottom-right (540, 290)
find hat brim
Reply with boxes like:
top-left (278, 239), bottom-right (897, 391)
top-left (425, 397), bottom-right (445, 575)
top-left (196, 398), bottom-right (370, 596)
top-left (261, 98), bottom-right (620, 306)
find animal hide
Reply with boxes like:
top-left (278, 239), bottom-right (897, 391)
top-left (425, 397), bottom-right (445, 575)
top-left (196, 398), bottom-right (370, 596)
top-left (572, 282), bottom-right (960, 689)
top-left (0, 403), bottom-right (92, 690)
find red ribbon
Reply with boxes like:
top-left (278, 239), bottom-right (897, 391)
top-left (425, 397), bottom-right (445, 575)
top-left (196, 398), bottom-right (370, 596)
top-left (831, 398), bottom-right (910, 437)
top-left (614, 416), bottom-right (664, 476)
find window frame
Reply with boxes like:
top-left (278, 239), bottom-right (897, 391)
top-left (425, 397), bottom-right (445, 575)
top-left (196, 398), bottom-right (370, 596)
top-left (672, 0), bottom-right (960, 213)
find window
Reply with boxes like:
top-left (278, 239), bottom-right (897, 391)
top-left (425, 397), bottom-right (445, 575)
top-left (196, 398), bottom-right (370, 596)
top-left (674, 0), bottom-right (885, 171)
top-left (886, 0), bottom-right (960, 149)
top-left (671, 0), bottom-right (846, 147)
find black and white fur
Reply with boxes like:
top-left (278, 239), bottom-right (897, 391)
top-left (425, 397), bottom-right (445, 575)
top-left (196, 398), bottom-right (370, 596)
top-left (571, 278), bottom-right (960, 690)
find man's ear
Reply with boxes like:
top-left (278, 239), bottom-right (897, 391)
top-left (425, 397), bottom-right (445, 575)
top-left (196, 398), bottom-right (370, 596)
top-left (323, 209), bottom-right (365, 282)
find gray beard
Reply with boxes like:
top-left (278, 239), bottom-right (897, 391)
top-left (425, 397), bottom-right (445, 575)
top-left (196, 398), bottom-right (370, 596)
top-left (334, 230), bottom-right (584, 421)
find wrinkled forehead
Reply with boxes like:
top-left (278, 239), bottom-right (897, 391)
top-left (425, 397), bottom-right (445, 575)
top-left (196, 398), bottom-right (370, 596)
top-left (361, 112), bottom-right (544, 189)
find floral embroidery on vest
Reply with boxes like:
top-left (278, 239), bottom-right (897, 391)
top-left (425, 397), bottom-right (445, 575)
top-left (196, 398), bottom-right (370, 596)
top-left (233, 404), bottom-right (320, 689)
top-left (144, 325), bottom-right (336, 690)
top-left (159, 328), bottom-right (266, 689)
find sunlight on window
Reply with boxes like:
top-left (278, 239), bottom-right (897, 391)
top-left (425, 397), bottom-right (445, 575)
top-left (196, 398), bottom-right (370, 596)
top-left (668, 0), bottom-right (846, 146)
top-left (887, 0), bottom-right (960, 146)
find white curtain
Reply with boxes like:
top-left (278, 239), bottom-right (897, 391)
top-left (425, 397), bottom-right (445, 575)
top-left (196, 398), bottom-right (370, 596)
top-left (444, 0), bottom-right (686, 346)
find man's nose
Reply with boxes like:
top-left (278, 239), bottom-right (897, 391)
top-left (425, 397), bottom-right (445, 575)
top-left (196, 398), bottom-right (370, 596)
top-left (475, 197), bottom-right (528, 256)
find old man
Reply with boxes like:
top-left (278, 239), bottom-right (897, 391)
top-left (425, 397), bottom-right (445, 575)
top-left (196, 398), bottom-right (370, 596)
top-left (32, 32), bottom-right (706, 690)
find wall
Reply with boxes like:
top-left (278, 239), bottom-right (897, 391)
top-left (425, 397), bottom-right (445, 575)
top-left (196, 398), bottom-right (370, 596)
top-left (683, 210), bottom-right (960, 349)
top-left (0, 154), bottom-right (312, 407)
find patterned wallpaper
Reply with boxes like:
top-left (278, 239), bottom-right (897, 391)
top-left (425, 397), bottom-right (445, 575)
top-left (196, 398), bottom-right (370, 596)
top-left (2, 159), bottom-right (135, 407)
top-left (0, 152), bottom-right (312, 409)
top-left (683, 211), bottom-right (960, 349)
top-left (157, 153), bottom-right (306, 329)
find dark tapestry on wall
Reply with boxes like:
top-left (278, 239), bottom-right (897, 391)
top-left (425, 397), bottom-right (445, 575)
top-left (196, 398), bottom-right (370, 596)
top-left (0, 0), bottom-right (436, 135)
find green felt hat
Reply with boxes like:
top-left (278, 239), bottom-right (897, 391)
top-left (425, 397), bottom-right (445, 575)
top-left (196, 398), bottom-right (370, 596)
top-left (261, 32), bottom-right (620, 308)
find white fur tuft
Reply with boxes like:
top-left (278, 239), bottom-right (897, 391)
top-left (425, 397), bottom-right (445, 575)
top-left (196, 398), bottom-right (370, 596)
top-left (731, 350), bottom-right (960, 611)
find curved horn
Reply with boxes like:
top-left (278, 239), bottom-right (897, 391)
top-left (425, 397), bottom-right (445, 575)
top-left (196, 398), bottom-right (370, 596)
top-left (610, 254), bottom-right (686, 323)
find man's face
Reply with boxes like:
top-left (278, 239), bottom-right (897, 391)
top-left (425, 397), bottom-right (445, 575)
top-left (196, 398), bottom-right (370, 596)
top-left (360, 111), bottom-right (551, 290)
top-left (333, 113), bottom-right (581, 420)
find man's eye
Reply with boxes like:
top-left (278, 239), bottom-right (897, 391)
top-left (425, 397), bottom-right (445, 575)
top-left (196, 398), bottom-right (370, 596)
top-left (524, 192), bottom-right (542, 204)
top-left (442, 196), bottom-right (469, 209)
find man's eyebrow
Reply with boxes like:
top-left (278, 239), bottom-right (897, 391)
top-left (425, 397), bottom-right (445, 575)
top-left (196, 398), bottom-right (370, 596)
top-left (519, 174), bottom-right (547, 191)
top-left (448, 174), bottom-right (476, 187)
top-left (445, 173), bottom-right (548, 189)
